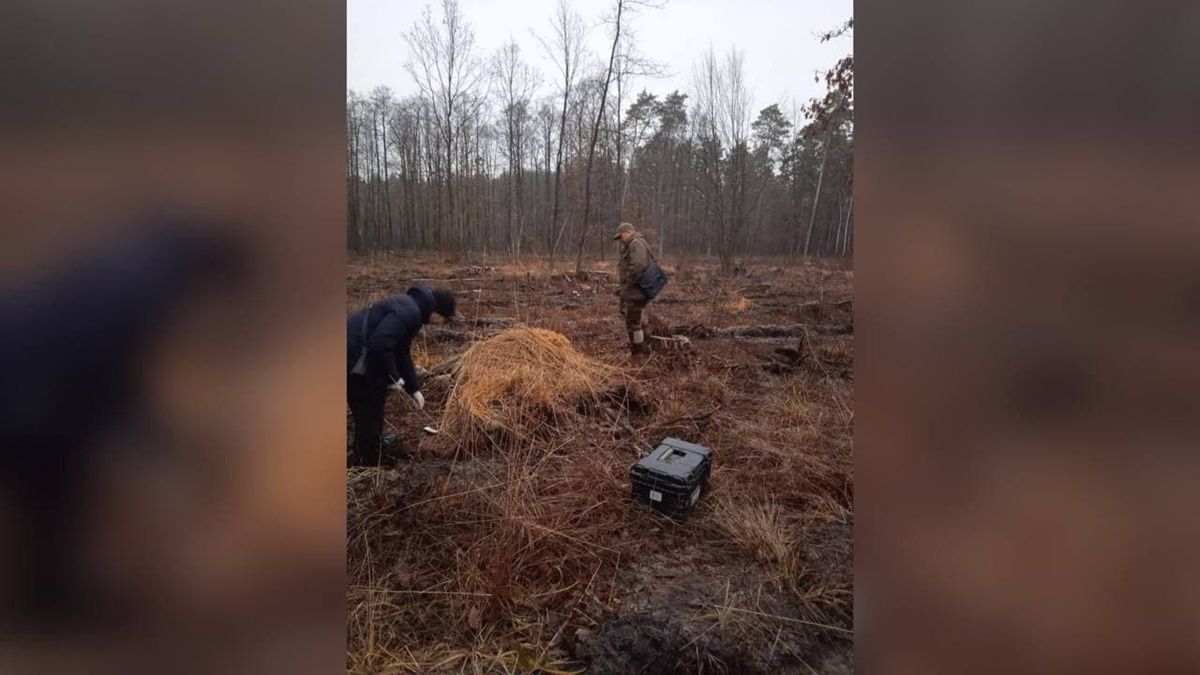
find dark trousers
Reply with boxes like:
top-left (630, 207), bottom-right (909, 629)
top-left (0, 462), bottom-right (87, 627)
top-left (347, 375), bottom-right (389, 464)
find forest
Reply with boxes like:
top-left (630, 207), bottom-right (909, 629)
top-left (347, 0), bottom-right (852, 273)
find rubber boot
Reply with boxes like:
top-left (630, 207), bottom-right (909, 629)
top-left (630, 330), bottom-right (650, 364)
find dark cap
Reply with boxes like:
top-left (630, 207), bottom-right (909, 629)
top-left (431, 289), bottom-right (457, 320)
top-left (612, 222), bottom-right (635, 240)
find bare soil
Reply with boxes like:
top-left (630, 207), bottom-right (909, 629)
top-left (347, 253), bottom-right (853, 674)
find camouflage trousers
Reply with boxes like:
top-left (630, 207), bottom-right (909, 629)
top-left (618, 288), bottom-right (650, 333)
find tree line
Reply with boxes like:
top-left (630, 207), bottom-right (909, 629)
top-left (347, 0), bottom-right (853, 272)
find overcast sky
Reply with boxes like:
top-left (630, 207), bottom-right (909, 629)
top-left (348, 0), bottom-right (851, 120)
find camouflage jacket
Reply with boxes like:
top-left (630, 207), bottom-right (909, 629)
top-left (618, 235), bottom-right (651, 290)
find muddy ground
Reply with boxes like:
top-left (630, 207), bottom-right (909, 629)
top-left (347, 253), bottom-right (853, 674)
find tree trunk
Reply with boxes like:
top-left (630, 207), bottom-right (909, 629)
top-left (840, 191), bottom-right (853, 257)
top-left (802, 133), bottom-right (829, 257)
top-left (548, 93), bottom-right (569, 268)
top-left (446, 108), bottom-right (456, 251)
top-left (381, 108), bottom-right (393, 249)
top-left (574, 0), bottom-right (623, 276)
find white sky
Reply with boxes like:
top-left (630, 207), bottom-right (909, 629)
top-left (348, 0), bottom-right (852, 120)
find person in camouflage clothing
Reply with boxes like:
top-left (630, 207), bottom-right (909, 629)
top-left (613, 222), bottom-right (653, 361)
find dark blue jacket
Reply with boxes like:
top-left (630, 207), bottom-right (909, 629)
top-left (1, 222), bottom-right (238, 469)
top-left (346, 287), bottom-right (435, 394)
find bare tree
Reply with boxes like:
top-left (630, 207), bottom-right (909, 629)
top-left (575, 0), bottom-right (666, 271)
top-left (612, 39), bottom-right (666, 219)
top-left (721, 49), bottom-right (752, 268)
top-left (691, 46), bottom-right (724, 261)
top-left (534, 0), bottom-right (587, 267)
top-left (801, 136), bottom-right (828, 257)
top-left (370, 87), bottom-right (395, 248)
top-left (534, 99), bottom-right (556, 247)
top-left (406, 0), bottom-right (486, 248)
top-left (571, 0), bottom-right (624, 275)
top-left (492, 39), bottom-right (541, 260)
top-left (347, 91), bottom-right (364, 252)
top-left (690, 45), bottom-right (752, 272)
top-left (802, 23), bottom-right (853, 257)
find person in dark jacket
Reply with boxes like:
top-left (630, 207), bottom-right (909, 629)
top-left (0, 217), bottom-right (245, 625)
top-left (346, 285), bottom-right (456, 464)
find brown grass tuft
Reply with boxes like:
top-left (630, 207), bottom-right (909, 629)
top-left (713, 497), bottom-right (795, 567)
top-left (721, 295), bottom-right (751, 313)
top-left (346, 447), bottom-right (632, 673)
top-left (817, 341), bottom-right (853, 368)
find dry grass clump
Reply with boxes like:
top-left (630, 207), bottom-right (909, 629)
top-left (712, 498), bottom-right (794, 567)
top-left (701, 370), bottom-right (853, 628)
top-left (817, 340), bottom-right (853, 368)
top-left (759, 377), bottom-right (853, 521)
top-left (721, 295), bottom-right (751, 313)
top-left (768, 375), bottom-right (852, 439)
top-left (693, 582), bottom-right (850, 667)
top-left (447, 447), bottom-right (629, 611)
top-left (440, 327), bottom-right (620, 452)
top-left (710, 496), bottom-right (851, 630)
top-left (347, 447), bottom-right (633, 673)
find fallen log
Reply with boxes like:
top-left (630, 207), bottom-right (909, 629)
top-left (720, 324), bottom-right (809, 338)
top-left (675, 323), bottom-right (810, 339)
top-left (795, 300), bottom-right (823, 318)
top-left (733, 282), bottom-right (771, 296)
top-left (412, 277), bottom-right (482, 284)
top-left (423, 316), bottom-right (519, 343)
top-left (424, 326), bottom-right (503, 343)
top-left (825, 321), bottom-right (853, 335)
top-left (650, 335), bottom-right (694, 352)
top-left (455, 316), bottom-right (518, 328)
top-left (562, 269), bottom-right (611, 284)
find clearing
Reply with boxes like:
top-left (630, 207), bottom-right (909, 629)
top-left (347, 254), bottom-right (853, 674)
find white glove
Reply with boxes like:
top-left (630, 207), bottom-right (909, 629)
top-left (388, 378), bottom-right (405, 393)
top-left (410, 390), bottom-right (425, 410)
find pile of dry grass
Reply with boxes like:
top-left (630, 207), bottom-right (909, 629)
top-left (440, 326), bottom-right (620, 452)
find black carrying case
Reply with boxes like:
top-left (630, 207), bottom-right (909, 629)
top-left (637, 261), bottom-right (669, 299)
top-left (630, 437), bottom-right (712, 518)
